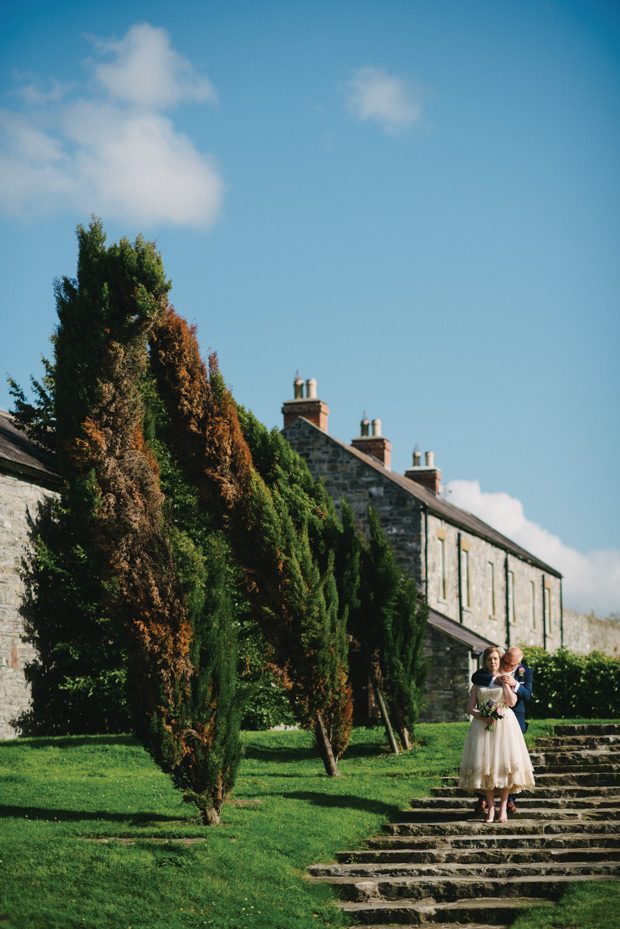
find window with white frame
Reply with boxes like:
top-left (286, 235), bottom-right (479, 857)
top-left (530, 580), bottom-right (536, 628)
top-left (487, 562), bottom-right (496, 618)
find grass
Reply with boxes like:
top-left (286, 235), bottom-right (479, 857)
top-left (0, 719), bottom-right (618, 929)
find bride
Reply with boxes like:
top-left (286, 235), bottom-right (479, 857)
top-left (459, 645), bottom-right (535, 823)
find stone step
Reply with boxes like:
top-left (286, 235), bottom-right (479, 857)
top-left (554, 724), bottom-right (620, 735)
top-left (411, 796), bottom-right (620, 809)
top-left (533, 763), bottom-right (620, 774)
top-left (442, 772), bottom-right (620, 787)
top-left (432, 784), bottom-right (620, 798)
top-left (327, 872), bottom-right (616, 904)
top-left (393, 807), bottom-right (619, 823)
top-left (534, 736), bottom-right (620, 749)
top-left (362, 832), bottom-right (620, 851)
top-left (339, 896), bottom-right (552, 926)
top-left (382, 819), bottom-right (620, 837)
top-left (310, 858), bottom-right (620, 881)
top-left (335, 845), bottom-right (620, 865)
top-left (530, 751), bottom-right (620, 765)
top-left (344, 924), bottom-right (511, 929)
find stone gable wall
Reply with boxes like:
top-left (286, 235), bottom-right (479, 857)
top-left (0, 471), bottom-right (57, 739)
top-left (283, 418), bottom-right (425, 583)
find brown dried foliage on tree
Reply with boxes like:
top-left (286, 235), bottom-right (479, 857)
top-left (150, 308), bottom-right (351, 772)
top-left (68, 335), bottom-right (194, 749)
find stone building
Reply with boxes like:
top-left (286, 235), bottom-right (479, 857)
top-left (282, 375), bottom-right (565, 722)
top-left (0, 411), bottom-right (60, 739)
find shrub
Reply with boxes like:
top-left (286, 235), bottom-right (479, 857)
top-left (521, 645), bottom-right (620, 719)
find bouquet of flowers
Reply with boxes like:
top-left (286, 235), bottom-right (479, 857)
top-left (478, 699), bottom-right (505, 731)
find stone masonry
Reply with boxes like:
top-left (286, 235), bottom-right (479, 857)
top-left (0, 471), bottom-right (58, 738)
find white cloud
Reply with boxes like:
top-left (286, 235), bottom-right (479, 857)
top-left (444, 479), bottom-right (620, 617)
top-left (347, 67), bottom-right (423, 133)
top-left (0, 23), bottom-right (223, 228)
top-left (92, 23), bottom-right (217, 110)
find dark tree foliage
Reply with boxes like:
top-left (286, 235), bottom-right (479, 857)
top-left (8, 355), bottom-right (56, 455)
top-left (16, 497), bottom-right (129, 735)
top-left (17, 220), bottom-right (242, 823)
top-left (150, 309), bottom-right (352, 774)
top-left (353, 507), bottom-right (429, 749)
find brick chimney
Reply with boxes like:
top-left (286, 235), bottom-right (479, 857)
top-left (281, 372), bottom-right (329, 432)
top-left (351, 415), bottom-right (391, 469)
top-left (404, 448), bottom-right (441, 495)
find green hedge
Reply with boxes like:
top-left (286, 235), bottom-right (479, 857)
top-left (521, 646), bottom-right (620, 719)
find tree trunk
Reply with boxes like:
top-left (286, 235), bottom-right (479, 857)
top-left (200, 805), bottom-right (222, 826)
top-left (372, 680), bottom-right (400, 755)
top-left (314, 712), bottom-right (340, 776)
top-left (397, 723), bottom-right (412, 751)
top-left (390, 703), bottom-right (412, 750)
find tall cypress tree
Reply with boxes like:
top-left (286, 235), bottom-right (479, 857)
top-left (353, 507), bottom-right (429, 750)
top-left (20, 220), bottom-right (241, 823)
top-left (150, 308), bottom-right (352, 774)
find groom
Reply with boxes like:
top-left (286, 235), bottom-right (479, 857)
top-left (471, 646), bottom-right (533, 814)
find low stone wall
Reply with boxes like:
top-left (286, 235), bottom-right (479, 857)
top-left (562, 609), bottom-right (620, 657)
top-left (0, 471), bottom-right (57, 739)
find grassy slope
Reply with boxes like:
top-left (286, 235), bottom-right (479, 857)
top-left (0, 720), bottom-right (618, 929)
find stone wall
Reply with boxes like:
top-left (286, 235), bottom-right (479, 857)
top-left (562, 609), bottom-right (620, 657)
top-left (0, 471), bottom-right (57, 739)
top-left (419, 625), bottom-right (476, 723)
top-left (426, 513), bottom-right (563, 653)
top-left (284, 417), bottom-right (425, 583)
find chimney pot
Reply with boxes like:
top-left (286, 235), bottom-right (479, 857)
top-left (413, 449), bottom-right (421, 467)
top-left (282, 376), bottom-right (329, 432)
top-left (425, 451), bottom-right (434, 467)
top-left (361, 411), bottom-right (369, 437)
top-left (371, 418), bottom-right (382, 437)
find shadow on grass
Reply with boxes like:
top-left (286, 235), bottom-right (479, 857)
top-left (243, 743), bottom-right (315, 764)
top-left (1, 735), bottom-right (138, 750)
top-left (340, 742), bottom-right (392, 760)
top-left (284, 791), bottom-right (401, 818)
top-left (0, 804), bottom-right (185, 824)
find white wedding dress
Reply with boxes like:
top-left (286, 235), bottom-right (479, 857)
top-left (458, 686), bottom-right (535, 793)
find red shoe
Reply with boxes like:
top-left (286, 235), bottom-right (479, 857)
top-left (507, 801), bottom-right (517, 814)
top-left (474, 799), bottom-right (487, 814)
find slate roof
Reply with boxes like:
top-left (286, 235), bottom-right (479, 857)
top-left (428, 607), bottom-right (497, 654)
top-left (288, 417), bottom-right (561, 578)
top-left (0, 411), bottom-right (61, 488)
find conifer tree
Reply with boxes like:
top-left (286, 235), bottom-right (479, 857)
top-left (353, 507), bottom-right (429, 750)
top-left (150, 309), bottom-right (352, 774)
top-left (27, 220), bottom-right (241, 823)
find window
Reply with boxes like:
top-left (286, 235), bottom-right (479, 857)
top-left (530, 580), bottom-right (536, 629)
top-left (437, 537), bottom-right (447, 600)
top-left (545, 585), bottom-right (552, 634)
top-left (508, 570), bottom-right (516, 625)
top-left (461, 547), bottom-right (471, 609)
top-left (487, 563), bottom-right (496, 618)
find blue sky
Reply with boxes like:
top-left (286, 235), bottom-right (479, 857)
top-left (1, 0), bottom-right (619, 614)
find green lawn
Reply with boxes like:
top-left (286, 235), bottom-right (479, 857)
top-left (0, 720), bottom-right (618, 929)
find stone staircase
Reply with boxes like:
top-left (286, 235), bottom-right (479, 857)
top-left (308, 724), bottom-right (620, 928)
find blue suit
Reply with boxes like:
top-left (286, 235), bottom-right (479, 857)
top-left (471, 663), bottom-right (533, 734)
top-left (471, 662), bottom-right (533, 807)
